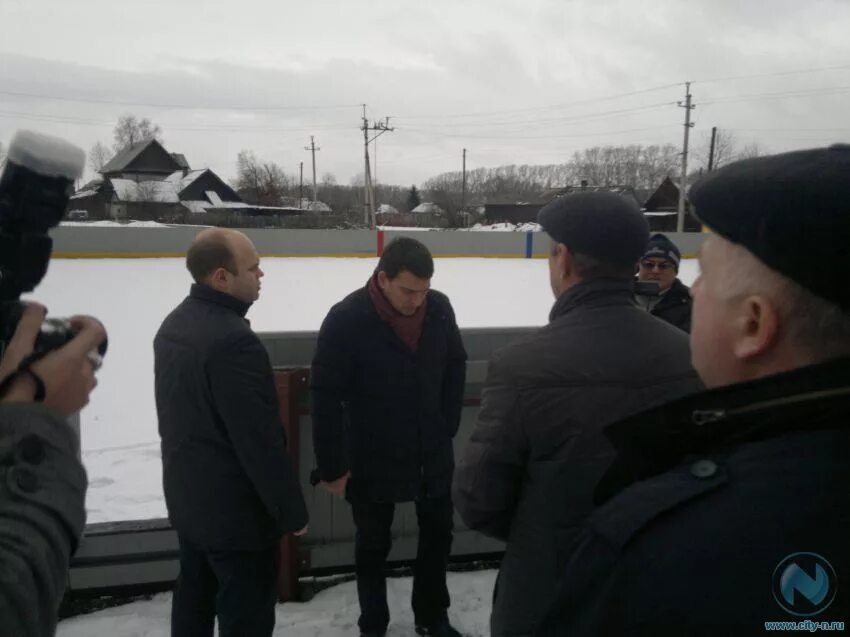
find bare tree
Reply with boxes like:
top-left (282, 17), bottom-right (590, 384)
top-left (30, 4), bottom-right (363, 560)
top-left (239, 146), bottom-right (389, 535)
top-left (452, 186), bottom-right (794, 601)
top-left (89, 141), bottom-right (112, 173)
top-left (696, 129), bottom-right (738, 170)
top-left (737, 142), bottom-right (763, 160)
top-left (421, 144), bottom-right (679, 207)
top-left (113, 115), bottom-right (163, 153)
top-left (233, 150), bottom-right (294, 206)
top-left (133, 180), bottom-right (161, 202)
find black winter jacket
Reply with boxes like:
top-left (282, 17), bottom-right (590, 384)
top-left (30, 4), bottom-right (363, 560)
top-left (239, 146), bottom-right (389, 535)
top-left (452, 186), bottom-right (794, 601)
top-left (454, 279), bottom-right (701, 636)
top-left (310, 286), bottom-right (467, 503)
top-left (538, 357), bottom-right (850, 636)
top-left (637, 277), bottom-right (692, 332)
top-left (155, 284), bottom-right (308, 550)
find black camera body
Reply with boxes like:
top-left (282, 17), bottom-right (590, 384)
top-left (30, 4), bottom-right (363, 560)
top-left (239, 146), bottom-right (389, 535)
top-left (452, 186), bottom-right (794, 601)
top-left (633, 280), bottom-right (662, 297)
top-left (0, 130), bottom-right (107, 363)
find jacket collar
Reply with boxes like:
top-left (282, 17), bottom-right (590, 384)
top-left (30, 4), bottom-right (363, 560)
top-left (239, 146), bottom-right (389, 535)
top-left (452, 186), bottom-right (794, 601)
top-left (190, 283), bottom-right (251, 318)
top-left (357, 282), bottom-right (441, 321)
top-left (549, 278), bottom-right (635, 322)
top-left (595, 356), bottom-right (850, 504)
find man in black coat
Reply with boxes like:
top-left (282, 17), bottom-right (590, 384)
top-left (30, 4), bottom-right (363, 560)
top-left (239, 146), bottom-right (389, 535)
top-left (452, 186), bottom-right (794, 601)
top-left (453, 193), bottom-right (701, 636)
top-left (155, 229), bottom-right (308, 637)
top-left (635, 233), bottom-right (692, 332)
top-left (311, 237), bottom-right (467, 637)
top-left (538, 146), bottom-right (850, 636)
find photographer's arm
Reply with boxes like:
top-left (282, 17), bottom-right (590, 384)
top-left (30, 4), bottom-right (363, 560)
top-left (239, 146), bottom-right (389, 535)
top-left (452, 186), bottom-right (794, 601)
top-left (0, 303), bottom-right (106, 636)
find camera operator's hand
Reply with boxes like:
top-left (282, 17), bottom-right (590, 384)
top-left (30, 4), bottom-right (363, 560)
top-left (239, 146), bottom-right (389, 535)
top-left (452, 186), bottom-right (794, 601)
top-left (0, 302), bottom-right (107, 416)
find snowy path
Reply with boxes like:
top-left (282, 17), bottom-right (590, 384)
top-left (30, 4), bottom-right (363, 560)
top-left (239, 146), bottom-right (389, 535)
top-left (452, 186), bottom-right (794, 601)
top-left (58, 570), bottom-right (498, 636)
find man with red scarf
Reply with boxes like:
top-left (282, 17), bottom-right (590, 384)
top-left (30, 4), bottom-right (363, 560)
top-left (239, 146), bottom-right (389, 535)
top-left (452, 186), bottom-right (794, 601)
top-left (311, 237), bottom-right (467, 637)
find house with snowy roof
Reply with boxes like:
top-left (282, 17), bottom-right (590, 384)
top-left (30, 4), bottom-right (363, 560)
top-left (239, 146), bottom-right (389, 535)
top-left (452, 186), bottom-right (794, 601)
top-left (70, 139), bottom-right (301, 220)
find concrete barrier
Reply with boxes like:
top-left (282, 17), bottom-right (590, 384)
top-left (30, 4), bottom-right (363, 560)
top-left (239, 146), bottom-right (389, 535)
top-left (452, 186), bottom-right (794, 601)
top-left (49, 226), bottom-right (707, 259)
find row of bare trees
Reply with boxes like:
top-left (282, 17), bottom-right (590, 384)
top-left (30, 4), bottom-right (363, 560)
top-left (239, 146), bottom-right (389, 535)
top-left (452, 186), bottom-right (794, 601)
top-left (75, 114), bottom-right (766, 226)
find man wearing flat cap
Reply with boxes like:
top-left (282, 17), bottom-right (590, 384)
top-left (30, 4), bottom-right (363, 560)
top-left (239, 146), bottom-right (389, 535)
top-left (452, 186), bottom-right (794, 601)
top-left (453, 192), bottom-right (701, 636)
top-left (636, 233), bottom-right (693, 332)
top-left (537, 145), bottom-right (850, 636)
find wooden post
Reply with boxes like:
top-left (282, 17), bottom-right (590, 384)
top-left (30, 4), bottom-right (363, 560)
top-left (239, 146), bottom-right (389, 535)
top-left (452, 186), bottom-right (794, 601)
top-left (273, 367), bottom-right (310, 602)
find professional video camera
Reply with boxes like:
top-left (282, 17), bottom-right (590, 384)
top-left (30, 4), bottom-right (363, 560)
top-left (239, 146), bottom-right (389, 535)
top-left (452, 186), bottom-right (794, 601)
top-left (0, 130), bottom-right (108, 366)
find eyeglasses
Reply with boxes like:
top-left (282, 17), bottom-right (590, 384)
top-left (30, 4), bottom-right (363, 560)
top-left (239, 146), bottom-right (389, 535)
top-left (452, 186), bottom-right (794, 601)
top-left (640, 260), bottom-right (673, 272)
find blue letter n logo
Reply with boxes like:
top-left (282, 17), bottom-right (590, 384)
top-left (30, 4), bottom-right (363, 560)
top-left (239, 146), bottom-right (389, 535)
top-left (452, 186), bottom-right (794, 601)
top-left (772, 553), bottom-right (837, 617)
top-left (781, 563), bottom-right (829, 607)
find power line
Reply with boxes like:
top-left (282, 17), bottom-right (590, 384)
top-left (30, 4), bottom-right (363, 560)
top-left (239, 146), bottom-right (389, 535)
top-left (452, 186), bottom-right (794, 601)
top-left (0, 108), bottom-right (354, 133)
top-left (701, 85), bottom-right (850, 106)
top-left (0, 89), bottom-right (360, 112)
top-left (399, 101), bottom-right (678, 133)
top-left (397, 124), bottom-right (678, 141)
top-left (396, 83), bottom-right (682, 121)
top-left (693, 64), bottom-right (850, 84)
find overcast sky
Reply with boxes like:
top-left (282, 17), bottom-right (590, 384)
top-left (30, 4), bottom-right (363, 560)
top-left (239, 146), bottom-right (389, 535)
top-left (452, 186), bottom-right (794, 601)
top-left (2, 0), bottom-right (850, 186)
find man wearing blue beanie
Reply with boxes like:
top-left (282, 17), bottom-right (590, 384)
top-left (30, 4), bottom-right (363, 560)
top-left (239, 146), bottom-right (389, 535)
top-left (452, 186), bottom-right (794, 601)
top-left (635, 233), bottom-right (692, 332)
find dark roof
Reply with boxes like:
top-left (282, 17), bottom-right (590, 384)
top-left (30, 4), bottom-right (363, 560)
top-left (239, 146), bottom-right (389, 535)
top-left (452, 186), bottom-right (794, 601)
top-left (643, 176), bottom-right (680, 211)
top-left (633, 188), bottom-right (652, 206)
top-left (170, 153), bottom-right (190, 169)
top-left (101, 140), bottom-right (160, 173)
top-left (538, 184), bottom-right (635, 201)
top-left (485, 196), bottom-right (546, 206)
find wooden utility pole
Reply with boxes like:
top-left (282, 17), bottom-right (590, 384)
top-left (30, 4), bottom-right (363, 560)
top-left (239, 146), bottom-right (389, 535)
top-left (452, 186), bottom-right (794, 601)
top-left (708, 126), bottom-right (717, 171)
top-left (304, 136), bottom-right (321, 203)
top-left (298, 161), bottom-right (303, 209)
top-left (677, 82), bottom-right (695, 232)
top-left (360, 108), bottom-right (394, 228)
top-left (461, 148), bottom-right (467, 226)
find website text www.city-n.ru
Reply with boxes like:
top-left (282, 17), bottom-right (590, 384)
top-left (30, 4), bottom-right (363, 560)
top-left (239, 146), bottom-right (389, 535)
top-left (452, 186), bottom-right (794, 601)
top-left (764, 620), bottom-right (845, 632)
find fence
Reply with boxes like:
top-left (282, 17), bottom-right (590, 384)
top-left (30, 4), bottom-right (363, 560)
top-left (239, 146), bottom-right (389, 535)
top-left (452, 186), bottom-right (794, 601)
top-left (69, 326), bottom-right (535, 597)
top-left (50, 226), bottom-right (707, 259)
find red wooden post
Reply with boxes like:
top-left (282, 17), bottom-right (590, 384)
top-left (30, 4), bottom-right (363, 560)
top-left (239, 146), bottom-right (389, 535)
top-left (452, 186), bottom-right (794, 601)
top-left (273, 368), bottom-right (309, 602)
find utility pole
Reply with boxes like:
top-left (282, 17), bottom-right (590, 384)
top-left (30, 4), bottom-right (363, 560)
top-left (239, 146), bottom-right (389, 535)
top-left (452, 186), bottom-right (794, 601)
top-left (708, 126), bottom-right (717, 171)
top-left (360, 107), bottom-right (395, 228)
top-left (304, 136), bottom-right (321, 204)
top-left (461, 148), bottom-right (467, 227)
top-left (677, 81), bottom-right (695, 232)
top-left (299, 161), bottom-right (303, 209)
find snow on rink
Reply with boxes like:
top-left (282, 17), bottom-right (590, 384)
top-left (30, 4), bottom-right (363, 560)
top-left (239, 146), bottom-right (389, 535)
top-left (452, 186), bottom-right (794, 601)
top-left (58, 570), bottom-right (497, 637)
top-left (30, 256), bottom-right (699, 524)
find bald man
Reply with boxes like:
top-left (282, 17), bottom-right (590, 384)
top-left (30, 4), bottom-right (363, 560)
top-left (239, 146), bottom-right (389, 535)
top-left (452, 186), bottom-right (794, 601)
top-left (154, 229), bottom-right (308, 637)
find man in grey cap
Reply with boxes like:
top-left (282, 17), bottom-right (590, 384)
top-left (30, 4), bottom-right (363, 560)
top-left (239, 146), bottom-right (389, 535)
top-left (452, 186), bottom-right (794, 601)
top-left (453, 192), bottom-right (701, 636)
top-left (537, 146), bottom-right (850, 635)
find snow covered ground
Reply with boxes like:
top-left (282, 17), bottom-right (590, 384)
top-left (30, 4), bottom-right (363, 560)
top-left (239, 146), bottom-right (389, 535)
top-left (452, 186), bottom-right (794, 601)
top-left (59, 220), bottom-right (176, 228)
top-left (58, 570), bottom-right (497, 636)
top-left (29, 256), bottom-right (699, 523)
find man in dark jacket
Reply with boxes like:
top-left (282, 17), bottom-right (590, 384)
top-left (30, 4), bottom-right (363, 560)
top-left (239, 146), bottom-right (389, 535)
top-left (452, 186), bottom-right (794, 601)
top-left (635, 233), bottom-right (692, 332)
top-left (311, 237), bottom-right (467, 637)
top-left (0, 302), bottom-right (106, 637)
top-left (453, 192), bottom-right (701, 636)
top-left (538, 146), bottom-right (850, 636)
top-left (155, 229), bottom-right (308, 637)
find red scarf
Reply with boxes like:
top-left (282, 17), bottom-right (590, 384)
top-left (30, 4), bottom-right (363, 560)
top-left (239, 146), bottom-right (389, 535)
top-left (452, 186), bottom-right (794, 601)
top-left (367, 273), bottom-right (427, 352)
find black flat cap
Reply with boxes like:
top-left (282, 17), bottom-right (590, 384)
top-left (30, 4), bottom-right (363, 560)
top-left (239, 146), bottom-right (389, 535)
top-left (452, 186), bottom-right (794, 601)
top-left (690, 144), bottom-right (850, 310)
top-left (537, 192), bottom-right (649, 267)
